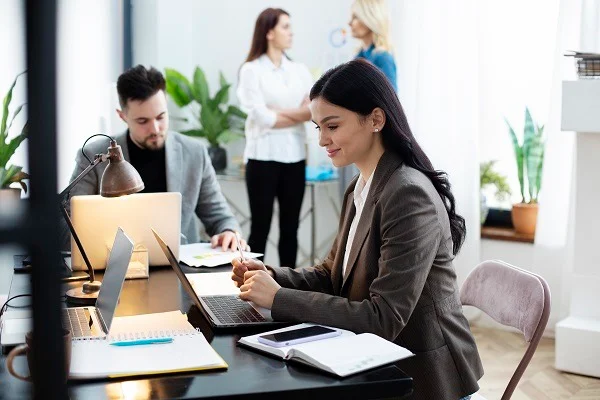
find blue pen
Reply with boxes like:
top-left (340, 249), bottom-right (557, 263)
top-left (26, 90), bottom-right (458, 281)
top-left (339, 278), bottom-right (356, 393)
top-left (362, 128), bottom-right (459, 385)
top-left (110, 337), bottom-right (174, 347)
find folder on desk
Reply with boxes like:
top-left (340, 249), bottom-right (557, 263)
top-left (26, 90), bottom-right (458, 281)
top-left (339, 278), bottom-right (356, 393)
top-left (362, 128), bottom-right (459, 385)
top-left (69, 311), bottom-right (227, 380)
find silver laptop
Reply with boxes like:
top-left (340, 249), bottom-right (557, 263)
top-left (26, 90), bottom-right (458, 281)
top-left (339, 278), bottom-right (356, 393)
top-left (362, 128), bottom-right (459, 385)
top-left (61, 227), bottom-right (134, 338)
top-left (152, 228), bottom-right (286, 329)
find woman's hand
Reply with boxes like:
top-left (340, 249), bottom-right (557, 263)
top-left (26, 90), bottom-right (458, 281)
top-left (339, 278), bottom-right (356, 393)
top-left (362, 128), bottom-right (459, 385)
top-left (239, 270), bottom-right (281, 309)
top-left (231, 257), bottom-right (269, 288)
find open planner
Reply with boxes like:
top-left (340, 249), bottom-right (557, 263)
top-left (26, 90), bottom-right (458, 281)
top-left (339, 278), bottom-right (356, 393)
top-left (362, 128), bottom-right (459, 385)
top-left (238, 323), bottom-right (413, 378)
top-left (69, 311), bottom-right (227, 379)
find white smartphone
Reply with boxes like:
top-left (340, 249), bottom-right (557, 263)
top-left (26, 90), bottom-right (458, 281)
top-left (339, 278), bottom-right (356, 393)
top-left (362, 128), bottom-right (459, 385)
top-left (257, 325), bottom-right (342, 348)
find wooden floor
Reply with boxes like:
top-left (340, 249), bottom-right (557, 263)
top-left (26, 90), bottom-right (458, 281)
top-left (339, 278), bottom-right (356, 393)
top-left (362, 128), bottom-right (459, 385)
top-left (471, 326), bottom-right (600, 399)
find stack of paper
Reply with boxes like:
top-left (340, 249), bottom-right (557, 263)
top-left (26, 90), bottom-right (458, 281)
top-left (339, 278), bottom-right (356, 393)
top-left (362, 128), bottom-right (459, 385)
top-left (180, 243), bottom-right (263, 268)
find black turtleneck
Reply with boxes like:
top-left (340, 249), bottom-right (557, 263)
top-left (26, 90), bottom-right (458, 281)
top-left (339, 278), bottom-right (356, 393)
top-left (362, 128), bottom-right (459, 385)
top-left (126, 133), bottom-right (167, 193)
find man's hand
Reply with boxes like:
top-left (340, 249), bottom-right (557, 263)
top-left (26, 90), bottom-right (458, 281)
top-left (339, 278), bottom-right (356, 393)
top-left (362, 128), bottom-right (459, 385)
top-left (210, 231), bottom-right (249, 252)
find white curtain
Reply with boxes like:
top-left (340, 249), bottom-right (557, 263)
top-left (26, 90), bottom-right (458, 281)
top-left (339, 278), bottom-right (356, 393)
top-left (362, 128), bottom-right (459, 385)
top-left (391, 0), bottom-right (481, 285)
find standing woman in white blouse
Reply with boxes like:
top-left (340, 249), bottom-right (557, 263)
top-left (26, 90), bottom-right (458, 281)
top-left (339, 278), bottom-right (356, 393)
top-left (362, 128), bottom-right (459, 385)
top-left (237, 8), bottom-right (313, 268)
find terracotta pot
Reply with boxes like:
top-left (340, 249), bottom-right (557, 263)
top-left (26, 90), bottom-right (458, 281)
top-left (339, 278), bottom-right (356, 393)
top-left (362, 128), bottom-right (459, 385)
top-left (511, 203), bottom-right (539, 235)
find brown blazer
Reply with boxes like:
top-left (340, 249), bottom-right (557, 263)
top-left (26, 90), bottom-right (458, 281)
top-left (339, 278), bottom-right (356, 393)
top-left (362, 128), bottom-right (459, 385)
top-left (269, 151), bottom-right (484, 400)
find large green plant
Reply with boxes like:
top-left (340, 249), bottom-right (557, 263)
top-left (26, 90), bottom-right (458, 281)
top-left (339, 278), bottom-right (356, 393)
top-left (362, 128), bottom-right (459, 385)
top-left (164, 67), bottom-right (246, 147)
top-left (0, 71), bottom-right (29, 192)
top-left (505, 107), bottom-right (545, 204)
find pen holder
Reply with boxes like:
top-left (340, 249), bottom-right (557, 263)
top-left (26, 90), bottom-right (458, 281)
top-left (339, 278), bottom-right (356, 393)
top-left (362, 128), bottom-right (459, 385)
top-left (125, 243), bottom-right (149, 280)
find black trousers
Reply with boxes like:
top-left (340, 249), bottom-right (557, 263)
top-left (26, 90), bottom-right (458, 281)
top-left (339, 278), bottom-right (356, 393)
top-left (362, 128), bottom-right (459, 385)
top-left (245, 159), bottom-right (305, 268)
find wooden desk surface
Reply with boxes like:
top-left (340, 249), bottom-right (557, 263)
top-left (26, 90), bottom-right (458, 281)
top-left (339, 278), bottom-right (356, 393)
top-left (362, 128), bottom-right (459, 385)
top-left (1, 264), bottom-right (412, 399)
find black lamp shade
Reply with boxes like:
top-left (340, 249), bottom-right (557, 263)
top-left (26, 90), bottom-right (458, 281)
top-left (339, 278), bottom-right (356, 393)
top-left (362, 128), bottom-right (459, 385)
top-left (100, 141), bottom-right (144, 197)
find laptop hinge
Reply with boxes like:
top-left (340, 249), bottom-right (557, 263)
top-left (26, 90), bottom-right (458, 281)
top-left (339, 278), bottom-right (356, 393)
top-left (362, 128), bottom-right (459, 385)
top-left (95, 308), bottom-right (109, 335)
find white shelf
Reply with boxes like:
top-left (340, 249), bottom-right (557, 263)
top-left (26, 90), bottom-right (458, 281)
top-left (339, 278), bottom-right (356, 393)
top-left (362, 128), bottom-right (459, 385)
top-left (562, 80), bottom-right (600, 132)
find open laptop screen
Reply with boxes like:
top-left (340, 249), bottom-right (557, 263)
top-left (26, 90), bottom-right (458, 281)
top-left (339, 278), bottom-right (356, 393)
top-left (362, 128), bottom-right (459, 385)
top-left (95, 227), bottom-right (134, 332)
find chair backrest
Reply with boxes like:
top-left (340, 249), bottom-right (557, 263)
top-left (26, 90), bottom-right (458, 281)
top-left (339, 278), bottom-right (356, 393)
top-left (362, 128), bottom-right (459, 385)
top-left (460, 260), bottom-right (551, 400)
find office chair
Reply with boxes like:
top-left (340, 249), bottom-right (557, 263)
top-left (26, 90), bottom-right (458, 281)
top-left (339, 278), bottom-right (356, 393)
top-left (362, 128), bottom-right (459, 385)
top-left (460, 260), bottom-right (551, 400)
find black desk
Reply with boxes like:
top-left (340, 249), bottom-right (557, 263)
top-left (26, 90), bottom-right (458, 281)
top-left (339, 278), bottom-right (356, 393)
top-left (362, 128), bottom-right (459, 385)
top-left (1, 265), bottom-right (412, 399)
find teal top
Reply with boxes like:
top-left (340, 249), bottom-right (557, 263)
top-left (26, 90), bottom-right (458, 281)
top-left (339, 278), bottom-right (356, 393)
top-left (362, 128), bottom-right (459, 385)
top-left (356, 44), bottom-right (397, 91)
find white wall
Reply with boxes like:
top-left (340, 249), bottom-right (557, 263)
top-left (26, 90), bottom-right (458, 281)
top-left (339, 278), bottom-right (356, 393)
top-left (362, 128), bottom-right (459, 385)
top-left (57, 0), bottom-right (122, 190)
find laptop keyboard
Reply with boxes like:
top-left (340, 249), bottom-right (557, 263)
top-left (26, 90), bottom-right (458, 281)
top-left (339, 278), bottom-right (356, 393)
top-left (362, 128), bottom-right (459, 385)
top-left (202, 296), bottom-right (266, 324)
top-left (62, 308), bottom-right (95, 338)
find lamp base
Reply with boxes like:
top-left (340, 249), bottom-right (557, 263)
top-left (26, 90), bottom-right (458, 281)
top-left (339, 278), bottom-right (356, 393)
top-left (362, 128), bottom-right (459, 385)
top-left (65, 281), bottom-right (102, 305)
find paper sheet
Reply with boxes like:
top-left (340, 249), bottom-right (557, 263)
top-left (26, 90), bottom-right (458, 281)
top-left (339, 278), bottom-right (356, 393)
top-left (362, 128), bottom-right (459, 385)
top-left (180, 243), bottom-right (263, 268)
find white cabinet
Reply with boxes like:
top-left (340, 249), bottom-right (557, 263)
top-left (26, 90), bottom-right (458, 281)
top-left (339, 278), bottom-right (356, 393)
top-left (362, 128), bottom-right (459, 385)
top-left (556, 80), bottom-right (600, 378)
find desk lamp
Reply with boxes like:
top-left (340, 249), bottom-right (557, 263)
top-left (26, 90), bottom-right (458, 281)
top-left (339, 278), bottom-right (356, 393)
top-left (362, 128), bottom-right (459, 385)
top-left (60, 134), bottom-right (144, 304)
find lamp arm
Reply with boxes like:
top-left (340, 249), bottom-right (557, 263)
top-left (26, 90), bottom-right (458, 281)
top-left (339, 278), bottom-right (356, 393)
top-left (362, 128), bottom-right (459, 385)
top-left (59, 154), bottom-right (107, 198)
top-left (59, 154), bottom-right (107, 283)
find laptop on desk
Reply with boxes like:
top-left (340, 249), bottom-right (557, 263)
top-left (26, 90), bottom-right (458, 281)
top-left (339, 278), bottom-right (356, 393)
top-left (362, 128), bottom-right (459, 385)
top-left (152, 228), bottom-right (287, 330)
top-left (61, 227), bottom-right (134, 339)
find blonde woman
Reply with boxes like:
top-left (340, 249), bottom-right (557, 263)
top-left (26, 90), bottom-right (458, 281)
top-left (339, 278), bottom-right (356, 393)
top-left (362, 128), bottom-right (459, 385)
top-left (349, 0), bottom-right (397, 90)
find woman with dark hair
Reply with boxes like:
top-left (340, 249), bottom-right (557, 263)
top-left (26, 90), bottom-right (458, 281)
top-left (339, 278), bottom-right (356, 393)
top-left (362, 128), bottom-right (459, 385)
top-left (232, 59), bottom-right (483, 400)
top-left (237, 8), bottom-right (313, 268)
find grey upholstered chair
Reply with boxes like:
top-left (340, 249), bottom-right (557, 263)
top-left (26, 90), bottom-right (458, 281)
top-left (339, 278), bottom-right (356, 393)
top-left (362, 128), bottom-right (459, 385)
top-left (460, 260), bottom-right (551, 400)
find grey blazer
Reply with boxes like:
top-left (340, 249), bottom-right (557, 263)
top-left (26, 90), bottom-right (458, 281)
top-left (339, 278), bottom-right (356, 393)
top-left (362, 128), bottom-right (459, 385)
top-left (269, 151), bottom-right (483, 400)
top-left (61, 131), bottom-right (239, 248)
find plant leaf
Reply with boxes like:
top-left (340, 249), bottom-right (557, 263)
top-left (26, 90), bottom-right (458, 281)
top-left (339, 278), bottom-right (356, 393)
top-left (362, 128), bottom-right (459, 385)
top-left (193, 67), bottom-right (210, 107)
top-left (180, 129), bottom-right (207, 138)
top-left (505, 117), bottom-right (525, 202)
top-left (227, 105), bottom-right (247, 119)
top-left (200, 105), bottom-right (221, 145)
top-left (219, 71), bottom-right (228, 88)
top-left (5, 103), bottom-right (25, 136)
top-left (165, 68), bottom-right (193, 107)
top-left (217, 129), bottom-right (243, 144)
top-left (0, 132), bottom-right (27, 169)
top-left (0, 165), bottom-right (20, 188)
top-left (210, 84), bottom-right (230, 109)
top-left (1, 71), bottom-right (26, 140)
top-left (534, 145), bottom-right (545, 202)
top-left (526, 134), bottom-right (543, 202)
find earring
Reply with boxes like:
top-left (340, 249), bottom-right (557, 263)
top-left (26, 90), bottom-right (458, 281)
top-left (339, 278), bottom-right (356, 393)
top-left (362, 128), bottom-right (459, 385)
top-left (374, 128), bottom-right (379, 132)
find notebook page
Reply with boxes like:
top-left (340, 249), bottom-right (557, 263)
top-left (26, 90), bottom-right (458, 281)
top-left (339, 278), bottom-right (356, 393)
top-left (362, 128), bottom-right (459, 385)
top-left (70, 333), bottom-right (225, 379)
top-left (291, 333), bottom-right (413, 377)
top-left (70, 311), bottom-right (227, 379)
top-left (106, 311), bottom-right (193, 340)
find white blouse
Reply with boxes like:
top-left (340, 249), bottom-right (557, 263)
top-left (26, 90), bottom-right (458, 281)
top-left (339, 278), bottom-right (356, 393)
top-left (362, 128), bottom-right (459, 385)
top-left (237, 54), bottom-right (313, 163)
top-left (342, 173), bottom-right (374, 277)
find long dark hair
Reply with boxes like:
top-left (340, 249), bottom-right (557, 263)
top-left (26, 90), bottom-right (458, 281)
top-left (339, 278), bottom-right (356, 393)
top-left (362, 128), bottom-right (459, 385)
top-left (310, 59), bottom-right (466, 255)
top-left (244, 8), bottom-right (289, 63)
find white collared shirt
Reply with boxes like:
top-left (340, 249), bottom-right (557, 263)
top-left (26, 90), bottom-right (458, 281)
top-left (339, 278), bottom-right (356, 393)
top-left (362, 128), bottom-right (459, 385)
top-left (342, 173), bottom-right (374, 277)
top-left (237, 54), bottom-right (313, 163)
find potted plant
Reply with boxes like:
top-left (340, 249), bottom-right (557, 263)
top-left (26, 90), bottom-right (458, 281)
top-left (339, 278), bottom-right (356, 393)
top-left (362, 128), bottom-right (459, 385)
top-left (164, 67), bottom-right (247, 171)
top-left (505, 107), bottom-right (545, 235)
top-left (0, 71), bottom-right (29, 201)
top-left (480, 160), bottom-right (511, 224)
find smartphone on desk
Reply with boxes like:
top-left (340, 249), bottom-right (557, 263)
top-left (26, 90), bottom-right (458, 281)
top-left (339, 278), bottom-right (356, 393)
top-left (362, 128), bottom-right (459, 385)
top-left (257, 325), bottom-right (341, 348)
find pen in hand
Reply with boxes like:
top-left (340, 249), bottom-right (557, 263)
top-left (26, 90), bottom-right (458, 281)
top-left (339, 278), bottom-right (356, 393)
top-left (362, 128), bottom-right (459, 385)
top-left (235, 231), bottom-right (246, 262)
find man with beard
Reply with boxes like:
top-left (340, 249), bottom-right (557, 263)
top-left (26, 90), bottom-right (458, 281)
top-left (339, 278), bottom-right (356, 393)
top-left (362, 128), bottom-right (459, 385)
top-left (61, 65), bottom-right (243, 251)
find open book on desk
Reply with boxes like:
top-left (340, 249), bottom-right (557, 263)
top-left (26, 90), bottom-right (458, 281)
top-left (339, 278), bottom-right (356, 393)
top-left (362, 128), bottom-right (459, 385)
top-left (238, 323), bottom-right (413, 378)
top-left (69, 311), bottom-right (227, 380)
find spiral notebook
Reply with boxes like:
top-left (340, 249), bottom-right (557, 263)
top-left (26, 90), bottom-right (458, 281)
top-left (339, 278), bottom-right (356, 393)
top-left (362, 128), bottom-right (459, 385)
top-left (69, 311), bottom-right (227, 380)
